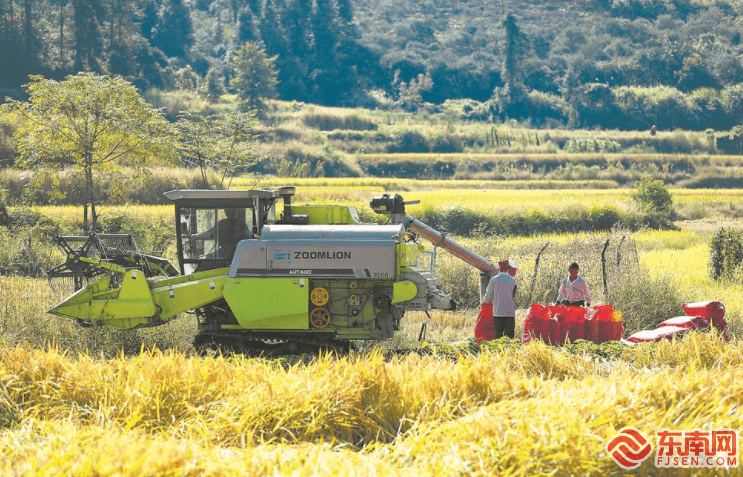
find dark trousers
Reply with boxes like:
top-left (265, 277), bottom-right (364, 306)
top-left (494, 315), bottom-right (515, 339)
top-left (561, 300), bottom-right (586, 307)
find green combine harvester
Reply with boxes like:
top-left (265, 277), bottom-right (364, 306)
top-left (49, 187), bottom-right (497, 353)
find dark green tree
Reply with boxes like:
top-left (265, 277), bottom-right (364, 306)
top-left (631, 175), bottom-right (674, 226)
top-left (502, 13), bottom-right (522, 88)
top-left (200, 67), bottom-right (225, 100)
top-left (277, 0), bottom-right (312, 99)
top-left (309, 0), bottom-right (339, 103)
top-left (710, 228), bottom-right (743, 281)
top-left (151, 0), bottom-right (194, 60)
top-left (0, 1), bottom-right (30, 90)
top-left (234, 6), bottom-right (258, 44)
top-left (22, 0), bottom-right (39, 65)
top-left (259, 0), bottom-right (288, 59)
top-left (570, 83), bottom-right (621, 128)
top-left (72, 0), bottom-right (105, 71)
top-left (231, 41), bottom-right (279, 111)
top-left (284, 0), bottom-right (311, 55)
top-left (491, 13), bottom-right (530, 119)
top-left (140, 0), bottom-right (159, 41)
top-left (107, 0), bottom-right (155, 81)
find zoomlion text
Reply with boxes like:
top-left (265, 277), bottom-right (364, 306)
top-left (294, 251), bottom-right (352, 260)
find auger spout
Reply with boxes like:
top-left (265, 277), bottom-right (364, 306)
top-left (371, 193), bottom-right (498, 299)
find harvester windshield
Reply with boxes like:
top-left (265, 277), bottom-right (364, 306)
top-left (165, 189), bottom-right (281, 274)
top-left (180, 207), bottom-right (254, 271)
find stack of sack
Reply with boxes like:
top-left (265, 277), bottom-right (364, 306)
top-left (521, 304), bottom-right (623, 345)
top-left (623, 301), bottom-right (729, 344)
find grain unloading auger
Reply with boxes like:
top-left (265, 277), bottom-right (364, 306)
top-left (49, 187), bottom-right (497, 351)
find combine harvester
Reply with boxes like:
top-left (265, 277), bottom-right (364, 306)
top-left (49, 187), bottom-right (498, 353)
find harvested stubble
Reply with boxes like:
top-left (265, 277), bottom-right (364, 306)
top-left (0, 332), bottom-right (740, 476)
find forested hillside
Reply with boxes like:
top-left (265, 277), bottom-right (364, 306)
top-left (2, 0), bottom-right (743, 130)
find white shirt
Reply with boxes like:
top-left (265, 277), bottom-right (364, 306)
top-left (557, 276), bottom-right (591, 303)
top-left (482, 272), bottom-right (516, 316)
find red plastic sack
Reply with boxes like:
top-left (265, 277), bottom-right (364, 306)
top-left (713, 316), bottom-right (730, 341)
top-left (593, 304), bottom-right (613, 321)
top-left (592, 305), bottom-right (623, 342)
top-left (548, 305), bottom-right (568, 345)
top-left (564, 305), bottom-right (587, 342)
top-left (626, 326), bottom-right (689, 343)
top-left (660, 315), bottom-right (730, 341)
top-left (658, 315), bottom-right (710, 330)
top-left (682, 301), bottom-right (725, 321)
top-left (585, 309), bottom-right (599, 343)
top-left (475, 303), bottom-right (494, 343)
top-left (599, 320), bottom-right (623, 343)
top-left (522, 304), bottom-right (549, 344)
top-left (524, 303), bottom-right (621, 345)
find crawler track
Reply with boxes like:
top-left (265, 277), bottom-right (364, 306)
top-left (193, 331), bottom-right (352, 357)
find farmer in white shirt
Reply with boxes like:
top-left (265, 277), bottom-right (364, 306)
top-left (482, 259), bottom-right (518, 338)
top-left (557, 262), bottom-right (591, 307)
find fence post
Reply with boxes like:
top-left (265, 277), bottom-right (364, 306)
top-left (528, 242), bottom-right (549, 304)
top-left (601, 238), bottom-right (610, 299)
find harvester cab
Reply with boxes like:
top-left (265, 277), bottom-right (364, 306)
top-left (166, 187), bottom-right (295, 274)
top-left (48, 187), bottom-right (496, 353)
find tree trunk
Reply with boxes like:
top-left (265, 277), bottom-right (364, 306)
top-left (72, 0), bottom-right (86, 70)
top-left (23, 0), bottom-right (31, 52)
top-left (85, 154), bottom-right (97, 232)
top-left (59, 1), bottom-right (64, 67)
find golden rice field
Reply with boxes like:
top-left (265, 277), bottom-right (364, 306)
top-left (251, 177), bottom-right (743, 219)
top-left (25, 178), bottom-right (743, 223)
top-left (0, 334), bottom-right (741, 476)
top-left (3, 180), bottom-right (743, 476)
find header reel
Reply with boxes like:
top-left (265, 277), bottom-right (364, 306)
top-left (47, 233), bottom-right (178, 292)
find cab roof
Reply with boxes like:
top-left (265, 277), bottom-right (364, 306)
top-left (164, 189), bottom-right (280, 208)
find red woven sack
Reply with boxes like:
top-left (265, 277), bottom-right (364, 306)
top-left (658, 315), bottom-right (710, 330)
top-left (585, 309), bottom-right (599, 343)
top-left (626, 326), bottom-right (689, 343)
top-left (593, 304), bottom-right (613, 321)
top-left (564, 306), bottom-right (587, 342)
top-left (682, 301), bottom-right (725, 321)
top-left (543, 318), bottom-right (559, 345)
top-left (591, 305), bottom-right (622, 342)
top-left (660, 315), bottom-right (730, 341)
top-left (713, 317), bottom-right (730, 339)
top-left (546, 305), bottom-right (568, 344)
top-left (598, 320), bottom-right (623, 342)
top-left (475, 302), bottom-right (494, 343)
top-left (522, 304), bottom-right (548, 344)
